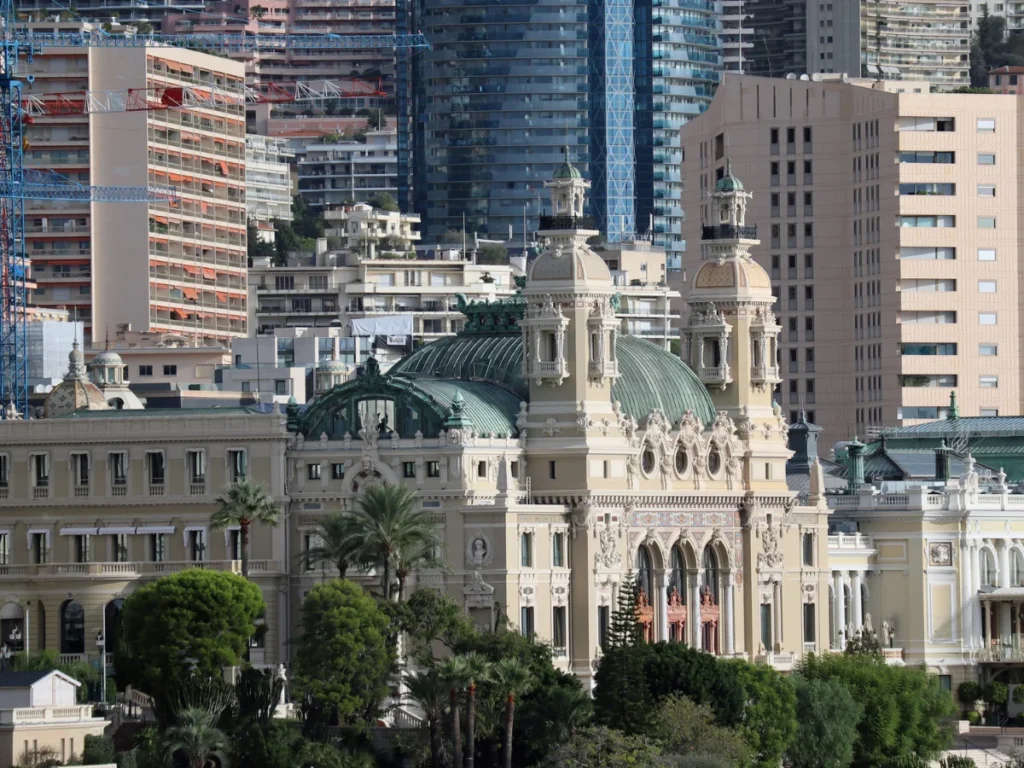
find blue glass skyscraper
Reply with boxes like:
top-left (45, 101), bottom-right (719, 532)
top-left (634, 0), bottom-right (719, 269)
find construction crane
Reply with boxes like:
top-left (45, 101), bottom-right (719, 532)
top-left (0, 10), bottom-right (431, 418)
top-left (21, 78), bottom-right (386, 118)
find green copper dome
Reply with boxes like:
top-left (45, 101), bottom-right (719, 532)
top-left (552, 145), bottom-right (582, 180)
top-left (715, 159), bottom-right (744, 191)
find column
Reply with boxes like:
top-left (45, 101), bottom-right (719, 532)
top-left (833, 571), bottom-right (846, 650)
top-left (1001, 539), bottom-right (1012, 589)
top-left (998, 546), bottom-right (1012, 644)
top-left (851, 571), bottom-right (863, 633)
top-left (961, 541), bottom-right (974, 648)
top-left (971, 545), bottom-right (984, 648)
top-left (656, 573), bottom-right (670, 643)
top-left (690, 575), bottom-right (702, 648)
top-left (999, 602), bottom-right (1012, 648)
top-left (724, 574), bottom-right (735, 656)
top-left (773, 580), bottom-right (782, 651)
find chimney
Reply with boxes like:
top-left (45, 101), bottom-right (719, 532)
top-left (935, 438), bottom-right (952, 483)
top-left (846, 437), bottom-right (866, 491)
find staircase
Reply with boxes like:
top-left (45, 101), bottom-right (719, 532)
top-left (939, 735), bottom-right (1010, 767)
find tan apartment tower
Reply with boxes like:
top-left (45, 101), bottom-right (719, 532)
top-left (679, 73), bottom-right (1021, 444)
top-left (23, 22), bottom-right (248, 346)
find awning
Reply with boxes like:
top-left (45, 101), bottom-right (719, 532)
top-left (181, 287), bottom-right (199, 301)
top-left (350, 315), bottom-right (414, 338)
top-left (201, 267), bottom-right (217, 280)
top-left (172, 308), bottom-right (188, 320)
top-left (98, 527), bottom-right (136, 535)
top-left (216, 291), bottom-right (228, 303)
top-left (60, 527), bottom-right (99, 536)
top-left (39, 258), bottom-right (89, 266)
top-left (178, 63), bottom-right (194, 74)
top-left (182, 264), bottom-right (199, 275)
top-left (150, 215), bottom-right (169, 224)
top-left (218, 161), bottom-right (229, 176)
top-left (135, 526), bottom-right (175, 535)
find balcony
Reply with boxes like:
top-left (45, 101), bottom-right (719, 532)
top-left (701, 224), bottom-right (757, 240)
top-left (190, 482), bottom-right (206, 496)
top-left (0, 560), bottom-right (282, 580)
top-left (539, 214), bottom-right (596, 231)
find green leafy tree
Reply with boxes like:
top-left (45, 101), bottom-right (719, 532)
top-left (366, 109), bottom-right (385, 131)
top-left (81, 736), bottom-right (116, 765)
top-left (13, 650), bottom-right (100, 703)
top-left (646, 694), bottom-right (751, 766)
top-left (957, 681), bottom-right (982, 709)
top-left (540, 726), bottom-right (663, 768)
top-left (301, 512), bottom-right (362, 579)
top-left (404, 669), bottom-right (448, 768)
top-left (438, 656), bottom-right (470, 768)
top-left (293, 580), bottom-right (394, 728)
top-left (350, 484), bottom-right (442, 601)
top-left (247, 220), bottom-right (276, 262)
top-left (230, 719), bottom-right (295, 768)
top-left (491, 657), bottom-right (532, 768)
top-left (249, 4), bottom-right (268, 20)
top-left (663, 757), bottom-right (734, 768)
top-left (367, 192), bottom-right (399, 212)
top-left (291, 195), bottom-right (325, 240)
top-left (477, 243), bottom-right (508, 265)
top-left (211, 478), bottom-right (280, 579)
top-left (788, 676), bottom-right (863, 768)
top-left (984, 681), bottom-right (1009, 711)
top-left (116, 570), bottom-right (263, 699)
top-left (399, 588), bottom-right (474, 667)
top-left (164, 708), bottom-right (227, 768)
top-left (638, 642), bottom-right (746, 727)
top-left (798, 651), bottom-right (955, 767)
top-left (730, 661), bottom-right (797, 768)
top-left (606, 571), bottom-right (641, 648)
top-left (272, 219), bottom-right (302, 265)
top-left (236, 667), bottom-right (284, 725)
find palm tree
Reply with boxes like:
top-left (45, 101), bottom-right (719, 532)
top-left (301, 511), bottom-right (361, 578)
top-left (164, 708), bottom-right (227, 768)
top-left (462, 652), bottom-right (492, 768)
top-left (543, 685), bottom-right (593, 743)
top-left (438, 656), bottom-right (470, 768)
top-left (492, 658), bottom-right (533, 768)
top-left (394, 536), bottom-right (445, 602)
top-left (351, 483), bottom-right (441, 601)
top-left (211, 478), bottom-right (280, 579)
top-left (404, 669), bottom-right (448, 768)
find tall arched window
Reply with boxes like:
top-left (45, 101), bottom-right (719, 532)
top-left (702, 546), bottom-right (719, 603)
top-left (635, 547), bottom-right (653, 599)
top-left (104, 599), bottom-right (124, 656)
top-left (60, 600), bottom-right (85, 655)
top-left (670, 547), bottom-right (687, 604)
top-left (982, 548), bottom-right (998, 587)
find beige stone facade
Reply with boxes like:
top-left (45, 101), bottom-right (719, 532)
top-left (680, 74), bottom-right (1024, 445)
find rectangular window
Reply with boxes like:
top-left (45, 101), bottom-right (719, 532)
top-left (549, 461), bottom-right (556, 479)
top-left (163, 365), bottom-right (177, 376)
top-left (74, 535), bottom-right (90, 564)
top-left (981, 409), bottom-right (999, 417)
top-left (228, 450), bottom-right (247, 481)
top-left (802, 533), bottom-right (814, 566)
top-left (900, 247), bottom-right (955, 260)
top-left (901, 343), bottom-right (957, 356)
top-left (901, 375), bottom-right (957, 388)
top-left (901, 279), bottom-right (956, 292)
top-left (760, 604), bottom-right (772, 651)
top-left (427, 461), bottom-right (440, 478)
top-left (33, 454), bottom-right (50, 487)
top-left (520, 607), bottom-right (535, 637)
top-left (598, 606), bottom-right (610, 648)
top-left (980, 375), bottom-right (999, 388)
top-left (186, 451), bottom-right (206, 483)
top-left (979, 280), bottom-right (997, 293)
top-left (978, 217), bottom-right (996, 229)
top-left (978, 184), bottom-right (996, 197)
top-left (0, 533), bottom-right (9, 565)
top-left (332, 463), bottom-right (345, 479)
top-left (228, 529), bottom-right (241, 560)
top-left (979, 248), bottom-right (996, 261)
top-left (112, 533), bottom-right (129, 563)
top-left (980, 344), bottom-right (998, 356)
top-left (477, 461), bottom-right (487, 478)
top-left (898, 183), bottom-right (955, 196)
top-left (403, 462), bottom-right (416, 479)
top-left (110, 452), bottom-right (127, 487)
top-left (552, 532), bottom-right (565, 568)
top-left (31, 533), bottom-right (47, 565)
top-left (520, 533), bottom-right (533, 568)
top-left (980, 312), bottom-right (998, 325)
top-left (903, 311), bottom-right (956, 325)
top-left (977, 118), bottom-right (996, 132)
top-left (938, 675), bottom-right (952, 692)
top-left (73, 453), bottom-right (89, 487)
top-left (188, 529), bottom-right (206, 562)
top-left (0, 455), bottom-right (7, 487)
top-left (899, 151), bottom-right (954, 164)
top-left (150, 533), bottom-right (166, 562)
top-left (978, 153), bottom-right (996, 165)
top-left (552, 607), bottom-right (567, 650)
top-left (138, 365), bottom-right (153, 377)
top-left (804, 603), bottom-right (816, 644)
top-left (899, 406), bottom-right (949, 421)
top-left (307, 463), bottom-right (321, 480)
top-left (899, 216), bottom-right (955, 228)
top-left (147, 452), bottom-right (165, 485)
top-left (303, 533), bottom-right (319, 571)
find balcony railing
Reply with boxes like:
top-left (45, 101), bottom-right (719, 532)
top-left (701, 224), bottom-right (757, 240)
top-left (0, 560), bottom-right (281, 580)
top-left (539, 214), bottom-right (596, 231)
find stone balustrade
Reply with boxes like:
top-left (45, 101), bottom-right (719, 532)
top-left (0, 705), bottom-right (96, 724)
top-left (0, 560), bottom-right (281, 579)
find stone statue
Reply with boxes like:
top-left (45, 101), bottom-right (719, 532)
top-left (277, 663), bottom-right (287, 682)
top-left (846, 623), bottom-right (855, 643)
top-left (378, 411), bottom-right (390, 436)
top-left (880, 620), bottom-right (890, 648)
top-left (864, 613), bottom-right (873, 636)
top-left (626, 454), bottom-right (640, 490)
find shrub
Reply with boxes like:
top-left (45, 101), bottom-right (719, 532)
top-left (984, 682), bottom-right (1009, 707)
top-left (940, 756), bottom-right (978, 768)
top-left (966, 710), bottom-right (981, 725)
top-left (81, 736), bottom-right (115, 765)
top-left (1013, 685), bottom-right (1024, 705)
top-left (957, 682), bottom-right (982, 707)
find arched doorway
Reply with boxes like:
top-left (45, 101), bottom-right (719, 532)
top-left (701, 546), bottom-right (721, 653)
top-left (668, 547), bottom-right (687, 642)
top-left (60, 600), bottom-right (85, 655)
top-left (0, 602), bottom-right (24, 654)
top-left (635, 547), bottom-right (655, 643)
top-left (104, 599), bottom-right (124, 656)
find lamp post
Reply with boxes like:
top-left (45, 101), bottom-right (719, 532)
top-left (9, 625), bottom-right (21, 658)
top-left (95, 630), bottom-right (105, 706)
top-left (0, 643), bottom-right (10, 672)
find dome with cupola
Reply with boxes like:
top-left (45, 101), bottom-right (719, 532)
top-left (44, 342), bottom-right (110, 418)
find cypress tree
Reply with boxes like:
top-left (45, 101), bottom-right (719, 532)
top-left (606, 570), bottom-right (641, 649)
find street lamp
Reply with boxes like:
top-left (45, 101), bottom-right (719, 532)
top-left (0, 643), bottom-right (10, 672)
top-left (9, 625), bottom-right (21, 656)
top-left (95, 630), bottom-right (106, 706)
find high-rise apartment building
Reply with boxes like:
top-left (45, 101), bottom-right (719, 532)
top-left (410, 0), bottom-right (719, 255)
top-left (744, 1), bottom-right (970, 88)
top-left (680, 74), bottom-right (1022, 442)
top-left (720, 0), bottom-right (753, 74)
top-left (298, 130), bottom-right (398, 210)
top-left (22, 22), bottom-right (249, 346)
top-left (14, 0), bottom-right (205, 27)
top-left (246, 136), bottom-right (295, 226)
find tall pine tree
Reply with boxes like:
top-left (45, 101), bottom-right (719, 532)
top-left (594, 570), bottom-right (652, 733)
top-left (607, 570), bottom-right (642, 648)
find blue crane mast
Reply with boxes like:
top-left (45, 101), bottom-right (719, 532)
top-left (0, 8), bottom-right (429, 417)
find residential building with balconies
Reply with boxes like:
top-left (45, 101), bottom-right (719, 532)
top-left (595, 240), bottom-right (679, 351)
top-left (20, 21), bottom-right (249, 347)
top-left (246, 135), bottom-right (295, 226)
top-left (324, 203), bottom-right (421, 254)
top-left (680, 73), bottom-right (1024, 444)
top-left (297, 131), bottom-right (398, 211)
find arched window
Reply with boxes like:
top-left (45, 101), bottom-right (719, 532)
top-left (670, 547), bottom-right (687, 605)
top-left (635, 547), bottom-right (653, 599)
top-left (60, 600), bottom-right (85, 655)
top-left (104, 599), bottom-right (124, 656)
top-left (702, 546), bottom-right (719, 603)
top-left (1014, 549), bottom-right (1024, 587)
top-left (0, 602), bottom-right (24, 653)
top-left (982, 548), bottom-right (998, 587)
